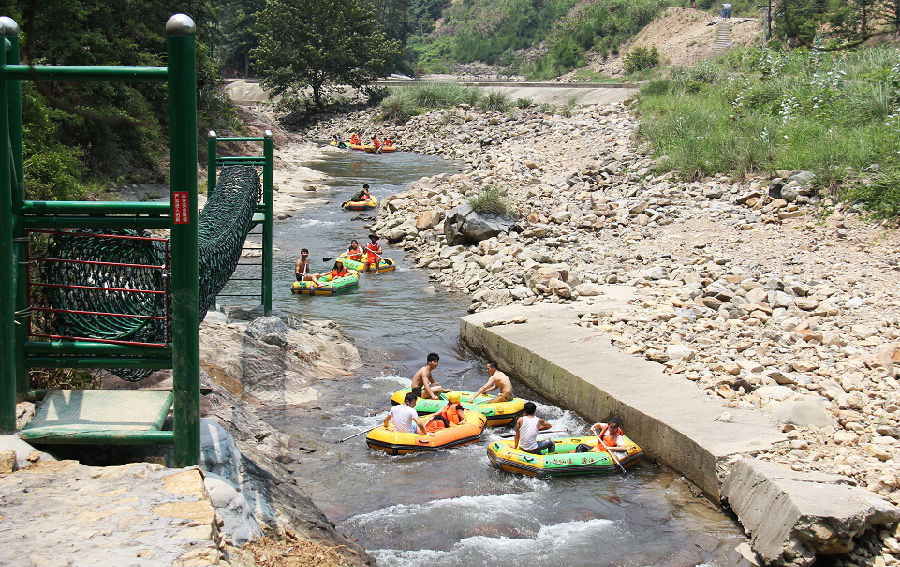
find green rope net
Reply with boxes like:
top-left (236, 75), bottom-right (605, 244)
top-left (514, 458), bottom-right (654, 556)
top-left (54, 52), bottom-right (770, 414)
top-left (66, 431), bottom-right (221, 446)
top-left (31, 165), bottom-right (262, 381)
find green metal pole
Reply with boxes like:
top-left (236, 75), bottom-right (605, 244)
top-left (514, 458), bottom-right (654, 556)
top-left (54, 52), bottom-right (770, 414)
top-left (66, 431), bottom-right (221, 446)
top-left (2, 18), bottom-right (25, 399)
top-left (262, 130), bottom-right (273, 315)
top-left (167, 14), bottom-right (200, 467)
top-left (0, 35), bottom-right (13, 431)
top-left (207, 131), bottom-right (216, 197)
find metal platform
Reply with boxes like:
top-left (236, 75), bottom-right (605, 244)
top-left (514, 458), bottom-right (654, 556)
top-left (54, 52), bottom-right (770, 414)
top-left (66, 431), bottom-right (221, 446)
top-left (21, 390), bottom-right (174, 445)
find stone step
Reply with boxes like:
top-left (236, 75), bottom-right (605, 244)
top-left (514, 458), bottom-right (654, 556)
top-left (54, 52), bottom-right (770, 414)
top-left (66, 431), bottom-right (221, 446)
top-left (714, 21), bottom-right (732, 51)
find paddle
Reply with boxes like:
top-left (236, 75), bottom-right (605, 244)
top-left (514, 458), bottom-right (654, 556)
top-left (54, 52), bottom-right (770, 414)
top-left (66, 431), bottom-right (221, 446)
top-left (335, 426), bottom-right (378, 443)
top-left (499, 429), bottom-right (569, 438)
top-left (595, 428), bottom-right (628, 475)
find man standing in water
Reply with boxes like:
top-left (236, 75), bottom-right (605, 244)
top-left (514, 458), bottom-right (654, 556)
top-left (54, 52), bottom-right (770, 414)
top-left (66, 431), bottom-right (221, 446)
top-left (468, 361), bottom-right (513, 404)
top-left (514, 402), bottom-right (554, 455)
top-left (411, 352), bottom-right (444, 400)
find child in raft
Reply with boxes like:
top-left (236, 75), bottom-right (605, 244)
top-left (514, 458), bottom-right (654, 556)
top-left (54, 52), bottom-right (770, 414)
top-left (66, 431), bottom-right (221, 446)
top-left (303, 259), bottom-right (348, 288)
top-left (345, 239), bottom-right (363, 261)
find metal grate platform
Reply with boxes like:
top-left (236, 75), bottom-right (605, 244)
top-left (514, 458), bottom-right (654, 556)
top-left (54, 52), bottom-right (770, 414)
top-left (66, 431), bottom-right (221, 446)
top-left (21, 390), bottom-right (174, 445)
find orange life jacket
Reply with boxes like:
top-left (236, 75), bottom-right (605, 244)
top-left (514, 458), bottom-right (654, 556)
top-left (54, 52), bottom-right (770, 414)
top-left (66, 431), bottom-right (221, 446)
top-left (599, 426), bottom-right (621, 448)
top-left (372, 138), bottom-right (381, 149)
top-left (442, 403), bottom-right (464, 426)
top-left (350, 134), bottom-right (360, 144)
top-left (330, 267), bottom-right (347, 279)
top-left (365, 242), bottom-right (380, 262)
top-left (346, 247), bottom-right (362, 260)
top-left (384, 138), bottom-right (392, 147)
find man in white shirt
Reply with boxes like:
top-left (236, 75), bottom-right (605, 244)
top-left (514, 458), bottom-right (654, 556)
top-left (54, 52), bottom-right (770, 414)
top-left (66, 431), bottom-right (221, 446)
top-left (385, 392), bottom-right (427, 434)
top-left (514, 402), bottom-right (554, 454)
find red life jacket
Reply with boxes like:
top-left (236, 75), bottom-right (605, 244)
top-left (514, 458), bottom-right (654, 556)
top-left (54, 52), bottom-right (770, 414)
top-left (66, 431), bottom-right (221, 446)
top-left (373, 138), bottom-right (381, 149)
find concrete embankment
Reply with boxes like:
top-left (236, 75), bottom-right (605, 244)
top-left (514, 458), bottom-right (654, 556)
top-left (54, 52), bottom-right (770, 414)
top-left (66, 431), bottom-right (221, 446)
top-left (461, 298), bottom-right (899, 566)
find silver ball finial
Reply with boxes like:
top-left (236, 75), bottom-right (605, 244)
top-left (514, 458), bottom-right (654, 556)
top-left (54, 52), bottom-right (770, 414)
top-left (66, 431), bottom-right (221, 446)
top-left (0, 17), bottom-right (20, 37)
top-left (264, 130), bottom-right (273, 138)
top-left (166, 14), bottom-right (196, 36)
top-left (208, 130), bottom-right (217, 138)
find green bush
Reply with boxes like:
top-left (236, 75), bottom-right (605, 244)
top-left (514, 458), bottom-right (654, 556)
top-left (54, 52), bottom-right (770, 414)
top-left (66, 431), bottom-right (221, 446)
top-left (624, 46), bottom-right (659, 74)
top-left (516, 97), bottom-right (534, 109)
top-left (469, 185), bottom-right (512, 215)
top-left (845, 170), bottom-right (900, 219)
top-left (478, 91), bottom-right (511, 112)
top-left (378, 93), bottom-right (417, 124)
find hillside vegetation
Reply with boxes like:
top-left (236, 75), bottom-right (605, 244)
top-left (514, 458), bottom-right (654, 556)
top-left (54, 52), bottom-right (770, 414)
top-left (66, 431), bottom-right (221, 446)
top-left (636, 46), bottom-right (900, 217)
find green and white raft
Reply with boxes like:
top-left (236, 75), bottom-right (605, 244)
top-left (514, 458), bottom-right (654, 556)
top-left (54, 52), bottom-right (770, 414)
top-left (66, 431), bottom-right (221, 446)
top-left (487, 435), bottom-right (643, 478)
top-left (389, 389), bottom-right (525, 427)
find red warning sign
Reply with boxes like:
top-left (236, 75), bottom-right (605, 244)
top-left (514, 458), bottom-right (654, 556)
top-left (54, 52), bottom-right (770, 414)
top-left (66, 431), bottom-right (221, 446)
top-left (173, 191), bottom-right (189, 225)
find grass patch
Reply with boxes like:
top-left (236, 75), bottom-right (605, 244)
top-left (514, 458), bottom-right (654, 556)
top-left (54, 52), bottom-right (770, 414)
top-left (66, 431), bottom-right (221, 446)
top-left (635, 46), bottom-right (900, 216)
top-left (478, 91), bottom-right (511, 112)
top-left (469, 185), bottom-right (513, 215)
top-left (377, 83), bottom-right (489, 123)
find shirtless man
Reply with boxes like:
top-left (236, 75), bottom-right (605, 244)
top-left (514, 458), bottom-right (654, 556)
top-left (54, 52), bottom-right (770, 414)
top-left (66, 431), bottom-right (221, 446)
top-left (411, 352), bottom-right (444, 400)
top-left (294, 249), bottom-right (311, 281)
top-left (468, 361), bottom-right (513, 404)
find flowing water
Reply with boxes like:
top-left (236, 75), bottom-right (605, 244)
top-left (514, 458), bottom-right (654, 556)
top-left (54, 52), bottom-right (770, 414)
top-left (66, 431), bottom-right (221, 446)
top-left (219, 148), bottom-right (753, 567)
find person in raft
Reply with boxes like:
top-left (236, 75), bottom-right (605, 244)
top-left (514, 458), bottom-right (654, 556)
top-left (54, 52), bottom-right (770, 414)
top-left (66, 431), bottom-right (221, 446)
top-left (361, 233), bottom-right (382, 274)
top-left (468, 361), bottom-right (513, 404)
top-left (331, 133), bottom-right (347, 148)
top-left (411, 352), bottom-right (444, 400)
top-left (385, 392), bottom-right (427, 434)
top-left (573, 418), bottom-right (628, 458)
top-left (303, 259), bottom-right (348, 287)
top-left (427, 391), bottom-right (466, 429)
top-left (294, 248), bottom-right (311, 281)
top-left (514, 402), bottom-right (554, 455)
top-left (345, 239), bottom-right (363, 261)
top-left (351, 183), bottom-right (372, 202)
top-left (371, 135), bottom-right (383, 153)
top-left (349, 132), bottom-right (361, 145)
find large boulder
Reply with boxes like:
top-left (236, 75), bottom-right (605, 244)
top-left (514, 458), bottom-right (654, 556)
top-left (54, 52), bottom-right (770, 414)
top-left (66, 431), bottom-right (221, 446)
top-left (443, 203), bottom-right (516, 245)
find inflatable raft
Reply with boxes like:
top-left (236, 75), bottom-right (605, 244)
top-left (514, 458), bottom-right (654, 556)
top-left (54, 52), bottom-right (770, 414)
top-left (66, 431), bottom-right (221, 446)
top-left (341, 195), bottom-right (378, 211)
top-left (338, 253), bottom-right (395, 273)
top-left (389, 389), bottom-right (525, 427)
top-left (366, 406), bottom-right (487, 455)
top-left (349, 143), bottom-right (397, 153)
top-left (290, 271), bottom-right (359, 295)
top-left (487, 435), bottom-right (643, 478)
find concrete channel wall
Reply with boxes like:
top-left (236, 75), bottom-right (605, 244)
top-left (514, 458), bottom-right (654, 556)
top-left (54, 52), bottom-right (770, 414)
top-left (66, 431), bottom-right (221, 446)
top-left (460, 300), bottom-right (898, 566)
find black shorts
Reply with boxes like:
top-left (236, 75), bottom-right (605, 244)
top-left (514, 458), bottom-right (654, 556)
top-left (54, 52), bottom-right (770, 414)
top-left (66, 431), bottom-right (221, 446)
top-left (411, 387), bottom-right (422, 398)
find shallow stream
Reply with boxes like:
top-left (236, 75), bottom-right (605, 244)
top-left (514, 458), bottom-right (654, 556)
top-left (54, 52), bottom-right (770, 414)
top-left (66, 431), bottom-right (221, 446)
top-left (219, 148), bottom-right (753, 567)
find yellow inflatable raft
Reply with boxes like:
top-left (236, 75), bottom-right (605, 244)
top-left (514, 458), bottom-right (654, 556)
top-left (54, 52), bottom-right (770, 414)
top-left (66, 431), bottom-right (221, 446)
top-left (341, 196), bottom-right (378, 211)
top-left (366, 407), bottom-right (487, 455)
top-left (290, 270), bottom-right (359, 295)
top-left (487, 435), bottom-right (643, 478)
top-left (389, 389), bottom-right (525, 427)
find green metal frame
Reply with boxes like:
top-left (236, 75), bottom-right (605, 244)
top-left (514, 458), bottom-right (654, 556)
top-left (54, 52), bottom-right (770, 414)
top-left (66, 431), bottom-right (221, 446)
top-left (0, 14), bottom-right (201, 467)
top-left (206, 130), bottom-right (273, 315)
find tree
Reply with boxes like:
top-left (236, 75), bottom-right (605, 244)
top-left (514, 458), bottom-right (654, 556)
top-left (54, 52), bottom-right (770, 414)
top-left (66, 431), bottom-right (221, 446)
top-left (252, 0), bottom-right (400, 107)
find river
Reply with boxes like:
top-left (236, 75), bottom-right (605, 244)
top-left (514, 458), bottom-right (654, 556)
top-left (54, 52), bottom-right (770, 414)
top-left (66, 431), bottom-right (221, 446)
top-left (218, 147), bottom-right (754, 567)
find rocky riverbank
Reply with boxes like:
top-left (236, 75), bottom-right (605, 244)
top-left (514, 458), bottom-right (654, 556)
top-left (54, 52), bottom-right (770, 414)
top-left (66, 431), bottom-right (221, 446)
top-left (295, 101), bottom-right (900, 566)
